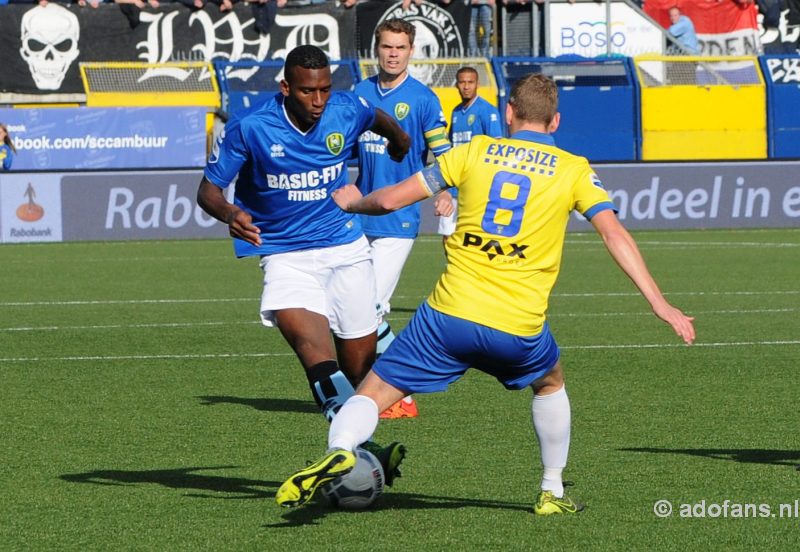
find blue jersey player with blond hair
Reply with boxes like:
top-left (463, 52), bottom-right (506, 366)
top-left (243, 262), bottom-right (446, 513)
top-left (276, 73), bottom-right (696, 513)
top-left (197, 45), bottom-right (411, 485)
top-left (355, 18), bottom-right (454, 420)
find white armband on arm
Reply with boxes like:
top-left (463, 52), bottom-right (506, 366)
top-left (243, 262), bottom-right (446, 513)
top-left (419, 165), bottom-right (450, 196)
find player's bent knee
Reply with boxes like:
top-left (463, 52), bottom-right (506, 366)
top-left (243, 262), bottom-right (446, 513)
top-left (531, 362), bottom-right (565, 395)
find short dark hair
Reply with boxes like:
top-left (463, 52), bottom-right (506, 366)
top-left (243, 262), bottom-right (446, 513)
top-left (284, 45), bottom-right (330, 81)
top-left (456, 66), bottom-right (479, 79)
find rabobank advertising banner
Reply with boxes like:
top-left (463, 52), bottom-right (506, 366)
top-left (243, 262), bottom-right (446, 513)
top-left (0, 170), bottom-right (229, 244)
top-left (0, 107), bottom-right (208, 171)
top-left (0, 163), bottom-right (798, 244)
top-left (0, 173), bottom-right (63, 243)
top-left (567, 162), bottom-right (800, 231)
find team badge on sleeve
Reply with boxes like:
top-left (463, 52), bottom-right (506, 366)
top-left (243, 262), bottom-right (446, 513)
top-left (394, 103), bottom-right (410, 120)
top-left (590, 173), bottom-right (604, 189)
top-left (326, 133), bottom-right (345, 155)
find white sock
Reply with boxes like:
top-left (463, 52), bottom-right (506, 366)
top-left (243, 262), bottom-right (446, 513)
top-left (401, 396), bottom-right (414, 404)
top-left (328, 395), bottom-right (379, 452)
top-left (532, 385), bottom-right (571, 498)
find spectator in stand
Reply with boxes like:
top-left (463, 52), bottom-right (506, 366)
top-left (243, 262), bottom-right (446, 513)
top-left (212, 0), bottom-right (236, 11)
top-left (115, 0), bottom-right (161, 29)
top-left (115, 0), bottom-right (159, 7)
top-left (174, 0), bottom-right (207, 10)
top-left (469, 0), bottom-right (495, 57)
top-left (756, 0), bottom-right (781, 37)
top-left (174, 0), bottom-right (239, 12)
top-left (668, 6), bottom-right (700, 54)
top-left (249, 0), bottom-right (287, 35)
top-left (401, 0), bottom-right (453, 10)
top-left (0, 123), bottom-right (16, 171)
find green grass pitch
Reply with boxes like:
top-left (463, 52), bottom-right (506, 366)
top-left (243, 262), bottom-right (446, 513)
top-left (1, 228), bottom-right (798, 550)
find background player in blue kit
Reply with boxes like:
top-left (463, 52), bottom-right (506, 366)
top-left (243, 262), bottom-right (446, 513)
top-left (355, 18), bottom-right (454, 419)
top-left (438, 66), bottom-right (503, 245)
top-left (276, 73), bottom-right (696, 513)
top-left (196, 45), bottom-right (410, 481)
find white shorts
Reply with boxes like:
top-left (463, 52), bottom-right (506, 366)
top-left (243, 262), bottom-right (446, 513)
top-left (258, 236), bottom-right (379, 339)
top-left (367, 236), bottom-right (414, 318)
top-left (437, 197), bottom-right (458, 236)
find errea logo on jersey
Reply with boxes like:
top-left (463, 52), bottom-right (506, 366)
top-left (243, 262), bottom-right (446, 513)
top-left (271, 144), bottom-right (285, 158)
top-left (395, 103), bottom-right (410, 120)
top-left (326, 133), bottom-right (344, 155)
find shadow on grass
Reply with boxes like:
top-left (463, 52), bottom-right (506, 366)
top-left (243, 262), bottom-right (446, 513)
top-left (60, 467), bottom-right (533, 526)
top-left (60, 466), bottom-right (279, 499)
top-left (620, 447), bottom-right (800, 468)
top-left (197, 395), bottom-right (318, 414)
top-left (266, 491), bottom-right (532, 528)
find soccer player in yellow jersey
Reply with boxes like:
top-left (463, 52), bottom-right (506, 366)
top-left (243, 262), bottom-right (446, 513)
top-left (276, 74), bottom-right (696, 514)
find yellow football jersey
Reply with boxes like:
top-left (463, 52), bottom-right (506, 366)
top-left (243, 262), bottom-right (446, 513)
top-left (428, 131), bottom-right (615, 336)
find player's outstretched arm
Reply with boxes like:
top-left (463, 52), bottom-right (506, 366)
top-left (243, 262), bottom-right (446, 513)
top-left (197, 177), bottom-right (262, 246)
top-left (590, 210), bottom-right (696, 345)
top-left (371, 108), bottom-right (411, 162)
top-left (333, 173), bottom-right (430, 215)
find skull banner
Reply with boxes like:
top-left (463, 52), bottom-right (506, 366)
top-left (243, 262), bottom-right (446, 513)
top-left (0, 3), bottom-right (356, 95)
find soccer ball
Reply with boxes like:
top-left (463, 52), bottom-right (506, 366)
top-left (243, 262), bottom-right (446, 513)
top-left (322, 447), bottom-right (384, 509)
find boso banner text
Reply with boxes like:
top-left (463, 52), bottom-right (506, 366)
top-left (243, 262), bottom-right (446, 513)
top-left (0, 107), bottom-right (208, 171)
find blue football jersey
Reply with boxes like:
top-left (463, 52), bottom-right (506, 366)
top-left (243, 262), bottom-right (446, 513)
top-left (355, 74), bottom-right (450, 239)
top-left (0, 144), bottom-right (13, 170)
top-left (204, 92), bottom-right (376, 257)
top-left (449, 96), bottom-right (503, 146)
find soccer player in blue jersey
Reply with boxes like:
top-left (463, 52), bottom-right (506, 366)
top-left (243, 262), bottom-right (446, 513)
top-left (438, 66), bottom-right (503, 243)
top-left (276, 74), bottom-right (696, 512)
top-left (197, 45), bottom-right (411, 483)
top-left (355, 18), bottom-right (454, 419)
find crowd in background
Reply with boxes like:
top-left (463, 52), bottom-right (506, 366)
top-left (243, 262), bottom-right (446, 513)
top-left (0, 0), bottom-right (795, 56)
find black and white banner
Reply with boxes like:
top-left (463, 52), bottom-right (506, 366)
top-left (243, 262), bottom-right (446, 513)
top-left (0, 3), bottom-right (356, 95)
top-left (760, 4), bottom-right (800, 54)
top-left (356, 0), bottom-right (471, 86)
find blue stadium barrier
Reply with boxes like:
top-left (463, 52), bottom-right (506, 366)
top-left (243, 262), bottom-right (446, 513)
top-left (491, 56), bottom-right (639, 162)
top-left (213, 59), bottom-right (361, 117)
top-left (759, 55), bottom-right (800, 159)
